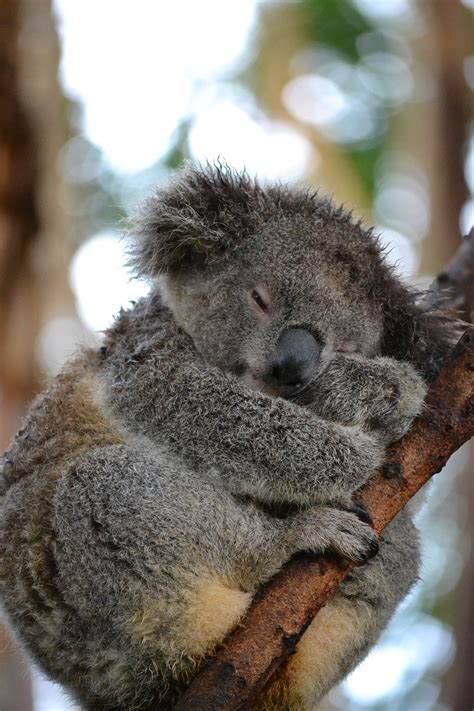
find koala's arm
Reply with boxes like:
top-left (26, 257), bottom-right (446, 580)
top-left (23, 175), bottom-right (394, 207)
top-left (101, 328), bottom-right (383, 506)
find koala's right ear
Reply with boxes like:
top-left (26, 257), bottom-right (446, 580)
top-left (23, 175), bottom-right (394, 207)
top-left (128, 163), bottom-right (261, 277)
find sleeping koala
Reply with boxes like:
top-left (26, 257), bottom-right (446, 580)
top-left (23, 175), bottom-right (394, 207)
top-left (0, 165), bottom-right (455, 710)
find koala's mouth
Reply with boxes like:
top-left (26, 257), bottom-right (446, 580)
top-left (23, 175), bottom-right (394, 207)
top-left (240, 367), bottom-right (309, 401)
top-left (240, 368), bottom-right (279, 396)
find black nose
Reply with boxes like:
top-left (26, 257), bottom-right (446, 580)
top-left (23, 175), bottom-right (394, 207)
top-left (264, 327), bottom-right (322, 392)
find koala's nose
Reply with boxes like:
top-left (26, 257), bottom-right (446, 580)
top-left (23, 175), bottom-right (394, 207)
top-left (265, 327), bottom-right (322, 393)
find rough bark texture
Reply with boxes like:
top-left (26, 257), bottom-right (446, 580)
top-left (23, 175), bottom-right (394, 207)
top-left (174, 235), bottom-right (474, 711)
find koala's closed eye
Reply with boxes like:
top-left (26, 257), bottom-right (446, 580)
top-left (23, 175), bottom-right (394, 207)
top-left (248, 287), bottom-right (271, 317)
top-left (336, 342), bottom-right (358, 354)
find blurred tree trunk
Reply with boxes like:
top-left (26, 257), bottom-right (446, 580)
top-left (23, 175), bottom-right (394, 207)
top-left (0, 1), bottom-right (37, 707)
top-left (418, 0), bottom-right (471, 274)
top-left (428, 3), bottom-right (473, 710)
top-left (0, 0), bottom-right (40, 435)
top-left (0, 0), bottom-right (75, 707)
top-left (429, 0), bottom-right (471, 263)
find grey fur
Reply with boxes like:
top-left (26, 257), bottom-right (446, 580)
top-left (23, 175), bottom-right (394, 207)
top-left (0, 165), bottom-right (455, 710)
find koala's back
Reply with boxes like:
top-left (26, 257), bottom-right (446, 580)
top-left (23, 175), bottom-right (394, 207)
top-left (0, 352), bottom-right (125, 496)
top-left (0, 351), bottom-right (126, 663)
top-left (0, 295), bottom-right (174, 497)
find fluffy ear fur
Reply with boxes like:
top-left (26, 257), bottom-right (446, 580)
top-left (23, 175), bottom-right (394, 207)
top-left (128, 163), bottom-right (266, 277)
top-left (380, 276), bottom-right (460, 382)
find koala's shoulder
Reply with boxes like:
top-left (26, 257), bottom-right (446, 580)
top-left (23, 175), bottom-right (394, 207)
top-left (0, 353), bottom-right (125, 495)
top-left (103, 291), bottom-right (181, 362)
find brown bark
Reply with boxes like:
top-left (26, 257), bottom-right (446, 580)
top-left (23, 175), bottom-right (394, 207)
top-left (0, 0), bottom-right (39, 331)
top-left (174, 234), bottom-right (474, 711)
top-left (0, 2), bottom-right (37, 708)
top-left (0, 0), bottom-right (75, 707)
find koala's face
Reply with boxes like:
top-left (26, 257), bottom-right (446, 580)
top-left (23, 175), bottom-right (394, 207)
top-left (132, 166), bottom-right (396, 400)
top-left (159, 215), bottom-right (384, 400)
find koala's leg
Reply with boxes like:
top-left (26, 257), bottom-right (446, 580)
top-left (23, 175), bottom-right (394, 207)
top-left (1, 442), bottom-right (387, 711)
top-left (40, 444), bottom-right (266, 709)
top-left (0, 444), bottom-right (253, 710)
top-left (257, 509), bottom-right (420, 711)
top-left (256, 595), bottom-right (378, 711)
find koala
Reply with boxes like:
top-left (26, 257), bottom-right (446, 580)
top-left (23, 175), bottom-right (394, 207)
top-left (0, 165), bottom-right (456, 710)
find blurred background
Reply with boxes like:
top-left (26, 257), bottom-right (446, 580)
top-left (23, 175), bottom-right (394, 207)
top-left (0, 0), bottom-right (472, 709)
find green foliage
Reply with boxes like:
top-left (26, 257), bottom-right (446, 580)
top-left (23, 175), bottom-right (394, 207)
top-left (348, 143), bottom-right (386, 200)
top-left (300, 0), bottom-right (391, 199)
top-left (302, 0), bottom-right (374, 63)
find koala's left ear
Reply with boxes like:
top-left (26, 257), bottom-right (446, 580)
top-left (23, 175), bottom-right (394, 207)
top-left (128, 164), bottom-right (261, 277)
top-left (381, 277), bottom-right (460, 382)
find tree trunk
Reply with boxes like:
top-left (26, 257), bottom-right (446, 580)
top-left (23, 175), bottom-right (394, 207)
top-left (0, 0), bottom-right (75, 706)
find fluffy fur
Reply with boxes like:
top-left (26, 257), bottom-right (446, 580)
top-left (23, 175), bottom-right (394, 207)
top-left (0, 165), bottom-right (455, 710)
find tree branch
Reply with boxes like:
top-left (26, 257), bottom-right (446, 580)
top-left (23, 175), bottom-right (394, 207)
top-left (174, 232), bottom-right (474, 711)
top-left (427, 227), bottom-right (474, 321)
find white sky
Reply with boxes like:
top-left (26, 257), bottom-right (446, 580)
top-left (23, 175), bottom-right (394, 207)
top-left (54, 0), bottom-right (259, 173)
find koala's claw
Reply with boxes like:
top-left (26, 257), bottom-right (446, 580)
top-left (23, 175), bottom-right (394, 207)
top-left (363, 537), bottom-right (380, 561)
top-left (387, 387), bottom-right (401, 408)
top-left (343, 500), bottom-right (373, 526)
top-left (333, 519), bottom-right (379, 564)
top-left (369, 363), bottom-right (427, 442)
top-left (288, 507), bottom-right (380, 565)
top-left (335, 496), bottom-right (374, 526)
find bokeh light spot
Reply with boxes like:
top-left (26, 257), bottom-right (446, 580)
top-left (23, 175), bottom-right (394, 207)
top-left (69, 232), bottom-right (149, 332)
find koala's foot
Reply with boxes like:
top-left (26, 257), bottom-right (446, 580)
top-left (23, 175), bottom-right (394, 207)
top-left (284, 506), bottom-right (379, 564)
top-left (256, 595), bottom-right (378, 711)
top-left (308, 356), bottom-right (427, 444)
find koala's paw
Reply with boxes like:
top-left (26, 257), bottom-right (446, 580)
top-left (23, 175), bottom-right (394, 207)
top-left (289, 506), bottom-right (379, 564)
top-left (363, 360), bottom-right (427, 443)
top-left (311, 356), bottom-right (427, 445)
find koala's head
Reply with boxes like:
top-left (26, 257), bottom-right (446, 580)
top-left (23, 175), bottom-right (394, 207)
top-left (129, 164), bottom-right (454, 394)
